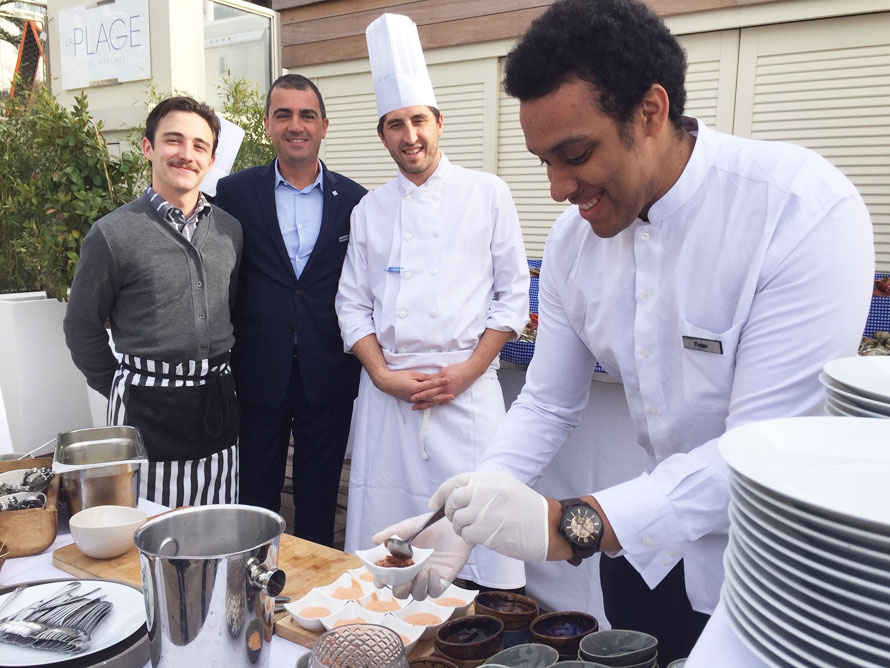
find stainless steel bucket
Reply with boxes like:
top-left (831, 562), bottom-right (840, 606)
top-left (133, 505), bottom-right (287, 667)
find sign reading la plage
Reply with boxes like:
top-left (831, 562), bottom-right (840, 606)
top-left (58, 0), bottom-right (151, 90)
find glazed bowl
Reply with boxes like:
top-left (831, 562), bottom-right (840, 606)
top-left (483, 642), bottom-right (559, 667)
top-left (319, 600), bottom-right (386, 631)
top-left (359, 588), bottom-right (413, 613)
top-left (578, 630), bottom-right (658, 666)
top-left (430, 582), bottom-right (476, 617)
top-left (474, 591), bottom-right (539, 647)
top-left (394, 598), bottom-right (454, 639)
top-left (315, 571), bottom-right (374, 601)
top-left (68, 504), bottom-right (147, 559)
top-left (529, 611), bottom-right (598, 659)
top-left (355, 542), bottom-right (433, 588)
top-left (284, 588), bottom-right (345, 632)
top-left (409, 658), bottom-right (460, 668)
top-left (380, 613), bottom-right (425, 653)
top-left (436, 614), bottom-right (505, 660)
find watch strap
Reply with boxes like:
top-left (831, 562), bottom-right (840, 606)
top-left (558, 498), bottom-right (602, 566)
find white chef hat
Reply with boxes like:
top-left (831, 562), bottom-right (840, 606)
top-left (366, 13), bottom-right (437, 119)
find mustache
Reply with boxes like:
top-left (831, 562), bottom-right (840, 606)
top-left (168, 160), bottom-right (197, 172)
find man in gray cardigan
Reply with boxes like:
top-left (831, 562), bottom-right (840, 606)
top-left (64, 97), bottom-right (243, 508)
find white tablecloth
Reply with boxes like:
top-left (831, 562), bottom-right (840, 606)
top-left (0, 499), bottom-right (308, 667)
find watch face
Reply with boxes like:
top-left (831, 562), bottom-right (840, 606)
top-left (561, 505), bottom-right (603, 546)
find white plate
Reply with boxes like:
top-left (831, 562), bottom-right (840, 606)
top-left (825, 393), bottom-right (889, 419)
top-left (823, 357), bottom-right (890, 403)
top-left (719, 417), bottom-right (890, 528)
top-left (820, 372), bottom-right (890, 414)
top-left (0, 579), bottom-right (145, 666)
top-left (724, 546), bottom-right (890, 666)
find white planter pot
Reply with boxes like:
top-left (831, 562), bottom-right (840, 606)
top-left (0, 292), bottom-right (93, 454)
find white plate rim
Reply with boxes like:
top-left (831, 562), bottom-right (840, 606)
top-left (820, 372), bottom-right (890, 414)
top-left (0, 579), bottom-right (145, 666)
top-left (825, 393), bottom-right (890, 419)
top-left (823, 357), bottom-right (890, 402)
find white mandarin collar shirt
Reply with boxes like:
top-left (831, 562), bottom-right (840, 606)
top-left (478, 118), bottom-right (874, 613)
top-left (337, 153), bottom-right (529, 372)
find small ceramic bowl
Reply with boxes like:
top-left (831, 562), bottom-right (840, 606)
top-left (436, 614), bottom-right (505, 661)
top-left (359, 588), bottom-right (413, 614)
top-left (319, 600), bottom-right (386, 632)
top-left (347, 565), bottom-right (377, 586)
top-left (409, 658), bottom-right (460, 668)
top-left (394, 598), bottom-right (454, 639)
top-left (483, 642), bottom-right (559, 667)
top-left (578, 630), bottom-right (658, 666)
top-left (529, 611), bottom-right (598, 659)
top-left (69, 505), bottom-right (147, 559)
top-left (315, 572), bottom-right (374, 601)
top-left (429, 582), bottom-right (476, 617)
top-left (284, 589), bottom-right (346, 632)
top-left (553, 662), bottom-right (609, 667)
top-left (379, 613), bottom-right (425, 653)
top-left (294, 653), bottom-right (310, 668)
top-left (475, 591), bottom-right (539, 647)
top-left (354, 543), bottom-right (433, 588)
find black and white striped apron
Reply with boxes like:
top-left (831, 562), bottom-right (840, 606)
top-left (108, 352), bottom-right (239, 508)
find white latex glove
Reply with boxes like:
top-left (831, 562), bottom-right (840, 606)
top-left (372, 512), bottom-right (472, 600)
top-left (431, 471), bottom-right (550, 562)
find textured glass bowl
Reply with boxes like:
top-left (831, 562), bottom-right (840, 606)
top-left (309, 623), bottom-right (408, 668)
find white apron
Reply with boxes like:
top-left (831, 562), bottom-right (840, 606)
top-left (345, 366), bottom-right (526, 589)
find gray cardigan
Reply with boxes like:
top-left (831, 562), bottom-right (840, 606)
top-left (64, 194), bottom-right (242, 396)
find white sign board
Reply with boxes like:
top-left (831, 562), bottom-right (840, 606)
top-left (201, 115), bottom-right (246, 198)
top-left (58, 0), bottom-right (151, 90)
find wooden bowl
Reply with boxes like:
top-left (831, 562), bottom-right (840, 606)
top-left (0, 456), bottom-right (59, 558)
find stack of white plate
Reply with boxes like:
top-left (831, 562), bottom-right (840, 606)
top-left (820, 357), bottom-right (890, 418)
top-left (719, 417), bottom-right (890, 668)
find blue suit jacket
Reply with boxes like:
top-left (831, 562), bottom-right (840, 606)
top-left (214, 160), bottom-right (366, 408)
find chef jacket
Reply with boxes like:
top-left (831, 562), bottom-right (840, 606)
top-left (477, 118), bottom-right (875, 613)
top-left (337, 153), bottom-right (529, 367)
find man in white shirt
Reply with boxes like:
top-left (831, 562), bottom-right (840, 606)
top-left (336, 13), bottom-right (529, 592)
top-left (377, 0), bottom-right (875, 661)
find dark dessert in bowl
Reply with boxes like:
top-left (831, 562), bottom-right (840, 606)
top-left (529, 610), bottom-right (598, 659)
top-left (474, 591), bottom-right (539, 647)
top-left (435, 614), bottom-right (505, 661)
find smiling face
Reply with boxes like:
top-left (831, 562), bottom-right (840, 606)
top-left (141, 110), bottom-right (215, 211)
top-left (520, 78), bottom-right (673, 239)
top-left (264, 85), bottom-right (328, 174)
top-left (378, 106), bottom-right (443, 186)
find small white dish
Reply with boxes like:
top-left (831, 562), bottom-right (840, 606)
top-left (320, 600), bottom-right (386, 632)
top-left (315, 572), bottom-right (374, 601)
top-left (284, 589), bottom-right (346, 632)
top-left (429, 582), bottom-right (476, 617)
top-left (354, 543), bottom-right (433, 588)
top-left (358, 589), bottom-right (413, 614)
top-left (393, 598), bottom-right (454, 639)
top-left (347, 566), bottom-right (377, 586)
top-left (379, 614), bottom-right (424, 653)
top-left (69, 505), bottom-right (147, 559)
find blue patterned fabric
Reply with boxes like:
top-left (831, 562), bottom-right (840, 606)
top-left (865, 273), bottom-right (890, 338)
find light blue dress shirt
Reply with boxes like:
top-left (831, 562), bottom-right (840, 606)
top-left (273, 159), bottom-right (324, 279)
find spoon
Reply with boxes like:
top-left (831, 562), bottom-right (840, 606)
top-left (384, 506), bottom-right (446, 560)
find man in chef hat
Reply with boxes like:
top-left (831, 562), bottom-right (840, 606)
top-left (336, 13), bottom-right (530, 594)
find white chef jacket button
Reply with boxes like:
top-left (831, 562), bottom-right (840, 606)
top-left (641, 290), bottom-right (650, 300)
top-left (404, 232), bottom-right (413, 241)
top-left (643, 537), bottom-right (654, 547)
top-left (398, 310), bottom-right (408, 319)
top-left (429, 311), bottom-right (437, 318)
top-left (404, 271), bottom-right (413, 280)
top-left (431, 269), bottom-right (439, 276)
top-left (668, 549), bottom-right (677, 558)
top-left (648, 407), bottom-right (658, 415)
top-left (661, 559), bottom-right (670, 567)
top-left (432, 230), bottom-right (440, 238)
top-left (640, 232), bottom-right (650, 241)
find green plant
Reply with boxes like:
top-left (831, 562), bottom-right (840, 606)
top-left (217, 74), bottom-right (275, 173)
top-left (0, 85), bottom-right (145, 299)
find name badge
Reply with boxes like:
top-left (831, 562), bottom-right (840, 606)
top-left (339, 234), bottom-right (349, 243)
top-left (682, 336), bottom-right (723, 354)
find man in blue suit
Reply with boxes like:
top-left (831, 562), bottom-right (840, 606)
top-left (215, 74), bottom-right (366, 546)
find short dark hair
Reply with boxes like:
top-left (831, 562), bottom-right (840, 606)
top-left (504, 0), bottom-right (687, 132)
top-left (266, 74), bottom-right (326, 118)
top-left (377, 106), bottom-right (441, 136)
top-left (145, 96), bottom-right (220, 155)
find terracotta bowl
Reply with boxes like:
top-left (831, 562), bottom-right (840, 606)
top-left (529, 611), bottom-right (598, 659)
top-left (435, 614), bottom-right (505, 661)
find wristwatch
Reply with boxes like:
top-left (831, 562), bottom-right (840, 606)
top-left (557, 498), bottom-right (604, 566)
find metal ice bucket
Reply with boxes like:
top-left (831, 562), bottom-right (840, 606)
top-left (133, 505), bottom-right (287, 667)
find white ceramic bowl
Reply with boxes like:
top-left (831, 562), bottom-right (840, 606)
top-left (393, 598), bottom-right (454, 639)
top-left (347, 566), bottom-right (377, 586)
top-left (354, 543), bottom-right (433, 588)
top-left (358, 588), bottom-right (413, 614)
top-left (69, 505), bottom-right (147, 559)
top-left (315, 572), bottom-right (374, 602)
top-left (379, 614), bottom-right (424, 653)
top-left (319, 600), bottom-right (386, 632)
top-left (429, 582), bottom-right (476, 617)
top-left (284, 589), bottom-right (346, 632)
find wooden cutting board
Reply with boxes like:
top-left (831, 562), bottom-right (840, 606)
top-left (53, 532), bottom-right (361, 611)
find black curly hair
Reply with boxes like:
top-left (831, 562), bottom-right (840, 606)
top-left (504, 0), bottom-right (687, 132)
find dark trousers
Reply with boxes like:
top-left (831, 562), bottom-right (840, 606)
top-left (600, 555), bottom-right (710, 664)
top-left (238, 351), bottom-right (353, 547)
